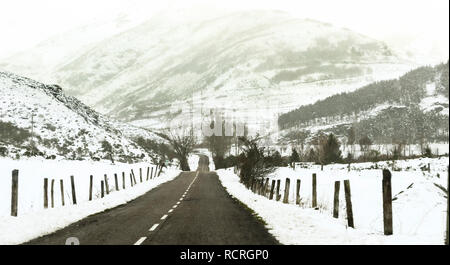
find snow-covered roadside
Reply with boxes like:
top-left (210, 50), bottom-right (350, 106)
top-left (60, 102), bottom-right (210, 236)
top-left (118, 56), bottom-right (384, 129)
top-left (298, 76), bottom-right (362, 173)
top-left (266, 157), bottom-right (448, 241)
top-left (216, 161), bottom-right (447, 244)
top-left (0, 158), bottom-right (181, 244)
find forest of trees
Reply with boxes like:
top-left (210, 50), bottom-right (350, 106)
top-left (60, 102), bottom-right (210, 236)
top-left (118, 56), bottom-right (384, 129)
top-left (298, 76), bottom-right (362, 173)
top-left (279, 62), bottom-right (448, 128)
top-left (278, 62), bottom-right (449, 145)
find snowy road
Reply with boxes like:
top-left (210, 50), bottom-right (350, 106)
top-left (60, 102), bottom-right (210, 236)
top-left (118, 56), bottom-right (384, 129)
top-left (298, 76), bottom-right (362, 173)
top-left (24, 156), bottom-right (278, 245)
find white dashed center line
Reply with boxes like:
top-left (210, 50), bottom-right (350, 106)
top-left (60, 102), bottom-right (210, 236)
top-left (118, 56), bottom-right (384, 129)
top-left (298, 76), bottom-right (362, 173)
top-left (149, 224), bottom-right (159, 231)
top-left (134, 237), bottom-right (147, 245)
top-left (135, 171), bottom-right (201, 245)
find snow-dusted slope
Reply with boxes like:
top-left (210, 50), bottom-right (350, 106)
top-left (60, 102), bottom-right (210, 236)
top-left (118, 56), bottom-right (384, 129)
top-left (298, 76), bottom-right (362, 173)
top-left (0, 12), bottom-right (150, 85)
top-left (6, 9), bottom-right (414, 133)
top-left (0, 71), bottom-right (159, 161)
top-left (278, 62), bottom-right (449, 146)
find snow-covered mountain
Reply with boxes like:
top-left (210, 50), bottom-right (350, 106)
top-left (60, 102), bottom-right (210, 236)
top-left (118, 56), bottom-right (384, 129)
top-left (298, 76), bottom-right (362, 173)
top-left (0, 11), bottom-right (150, 85)
top-left (0, 71), bottom-right (160, 162)
top-left (1, 8), bottom-right (417, 134)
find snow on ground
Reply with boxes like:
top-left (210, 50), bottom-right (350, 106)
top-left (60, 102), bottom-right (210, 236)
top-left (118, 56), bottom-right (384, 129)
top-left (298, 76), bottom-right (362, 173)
top-left (217, 157), bottom-right (448, 244)
top-left (277, 143), bottom-right (449, 158)
top-left (0, 157), bottom-right (181, 244)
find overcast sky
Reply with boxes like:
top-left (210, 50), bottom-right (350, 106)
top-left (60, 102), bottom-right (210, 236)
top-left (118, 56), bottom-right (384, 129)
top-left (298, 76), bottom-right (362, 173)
top-left (0, 0), bottom-right (448, 61)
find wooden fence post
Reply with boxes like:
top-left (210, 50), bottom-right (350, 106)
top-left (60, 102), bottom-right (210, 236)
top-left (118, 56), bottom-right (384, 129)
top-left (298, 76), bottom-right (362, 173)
top-left (11, 169), bottom-right (18, 216)
top-left (130, 173), bottom-right (134, 187)
top-left (104, 174), bottom-right (110, 194)
top-left (122, 172), bottom-right (125, 189)
top-left (258, 180), bottom-right (263, 195)
top-left (262, 179), bottom-right (266, 195)
top-left (263, 178), bottom-right (269, 197)
top-left (89, 175), bottom-right (93, 201)
top-left (382, 169), bottom-right (393, 235)
top-left (146, 167), bottom-right (150, 181)
top-left (256, 180), bottom-right (261, 195)
top-left (296, 179), bottom-right (301, 205)
top-left (283, 178), bottom-right (290, 203)
top-left (276, 179), bottom-right (281, 201)
top-left (60, 179), bottom-right (65, 206)
top-left (333, 181), bottom-right (340, 218)
top-left (259, 179), bottom-right (263, 195)
top-left (101, 181), bottom-right (104, 198)
top-left (131, 169), bottom-right (137, 184)
top-left (51, 179), bottom-right (55, 208)
top-left (44, 178), bottom-right (48, 209)
top-left (114, 173), bottom-right (119, 191)
top-left (139, 168), bottom-right (143, 183)
top-left (312, 173), bottom-right (317, 208)
top-left (344, 179), bottom-right (354, 228)
top-left (70, 175), bottom-right (77, 205)
top-left (260, 180), bottom-right (264, 195)
top-left (269, 180), bottom-right (275, 200)
top-left (446, 166), bottom-right (449, 245)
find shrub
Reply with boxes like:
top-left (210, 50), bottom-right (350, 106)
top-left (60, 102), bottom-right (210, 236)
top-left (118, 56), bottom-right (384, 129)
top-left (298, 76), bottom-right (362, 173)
top-left (0, 121), bottom-right (32, 144)
top-left (223, 155), bottom-right (238, 168)
top-left (237, 135), bottom-right (275, 187)
top-left (44, 123), bottom-right (57, 132)
top-left (290, 148), bottom-right (300, 163)
top-left (423, 146), bottom-right (433, 158)
top-left (101, 140), bottom-right (113, 153)
top-left (321, 133), bottom-right (343, 164)
top-left (0, 146), bottom-right (8, 156)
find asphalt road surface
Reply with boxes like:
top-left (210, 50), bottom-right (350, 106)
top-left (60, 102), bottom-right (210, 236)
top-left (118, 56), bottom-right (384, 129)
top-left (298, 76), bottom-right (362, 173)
top-left (25, 155), bottom-right (279, 245)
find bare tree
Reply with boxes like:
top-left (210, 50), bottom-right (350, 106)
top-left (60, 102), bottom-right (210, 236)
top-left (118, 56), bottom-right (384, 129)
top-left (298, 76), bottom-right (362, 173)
top-left (160, 127), bottom-right (196, 171)
top-left (204, 118), bottom-right (234, 169)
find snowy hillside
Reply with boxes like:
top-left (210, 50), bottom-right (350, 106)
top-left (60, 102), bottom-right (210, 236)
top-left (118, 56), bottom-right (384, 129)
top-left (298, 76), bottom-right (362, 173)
top-left (1, 8), bottom-right (416, 134)
top-left (0, 11), bottom-right (150, 84)
top-left (0, 71), bottom-right (160, 162)
top-left (278, 62), bottom-right (449, 147)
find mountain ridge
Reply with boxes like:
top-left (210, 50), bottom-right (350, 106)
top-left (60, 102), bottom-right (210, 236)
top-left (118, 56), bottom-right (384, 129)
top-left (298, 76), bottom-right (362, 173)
top-left (1, 9), bottom-right (417, 134)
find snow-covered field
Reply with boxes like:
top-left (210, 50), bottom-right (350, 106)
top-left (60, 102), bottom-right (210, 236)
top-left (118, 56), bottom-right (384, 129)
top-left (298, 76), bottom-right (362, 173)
top-left (217, 157), bottom-right (449, 244)
top-left (0, 157), bottom-right (181, 244)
